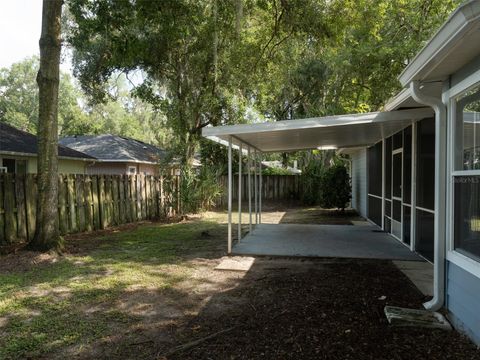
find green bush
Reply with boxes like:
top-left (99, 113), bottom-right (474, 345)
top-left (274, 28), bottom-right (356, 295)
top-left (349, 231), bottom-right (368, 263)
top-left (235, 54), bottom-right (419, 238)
top-left (319, 164), bottom-right (351, 211)
top-left (180, 166), bottom-right (223, 214)
top-left (300, 158), bottom-right (324, 205)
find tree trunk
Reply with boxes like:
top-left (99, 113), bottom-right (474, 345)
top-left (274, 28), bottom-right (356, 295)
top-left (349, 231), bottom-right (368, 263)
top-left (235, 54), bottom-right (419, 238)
top-left (30, 0), bottom-right (63, 251)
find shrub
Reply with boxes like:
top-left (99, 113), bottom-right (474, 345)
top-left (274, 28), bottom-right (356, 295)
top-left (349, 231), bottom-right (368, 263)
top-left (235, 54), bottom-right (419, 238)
top-left (319, 164), bottom-right (351, 211)
top-left (180, 166), bottom-right (223, 213)
top-left (300, 158), bottom-right (324, 205)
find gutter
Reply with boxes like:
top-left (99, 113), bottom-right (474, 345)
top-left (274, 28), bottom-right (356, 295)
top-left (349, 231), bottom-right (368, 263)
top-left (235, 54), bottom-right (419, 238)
top-left (410, 81), bottom-right (447, 311)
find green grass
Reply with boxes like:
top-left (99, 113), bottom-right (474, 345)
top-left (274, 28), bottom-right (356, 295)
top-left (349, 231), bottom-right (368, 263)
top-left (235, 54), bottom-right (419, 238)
top-left (0, 219), bottom-right (225, 359)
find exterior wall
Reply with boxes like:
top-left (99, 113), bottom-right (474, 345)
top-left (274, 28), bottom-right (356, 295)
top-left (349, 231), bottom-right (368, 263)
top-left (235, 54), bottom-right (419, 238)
top-left (86, 162), bottom-right (158, 175)
top-left (1, 155), bottom-right (86, 174)
top-left (351, 149), bottom-right (367, 218)
top-left (86, 162), bottom-right (129, 175)
top-left (444, 55), bottom-right (480, 347)
top-left (138, 163), bottom-right (157, 175)
top-left (446, 261), bottom-right (480, 346)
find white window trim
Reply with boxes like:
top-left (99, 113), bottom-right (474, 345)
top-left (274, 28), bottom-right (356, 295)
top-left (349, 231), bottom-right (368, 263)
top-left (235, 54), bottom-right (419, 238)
top-left (446, 75), bottom-right (480, 278)
top-left (128, 166), bottom-right (137, 174)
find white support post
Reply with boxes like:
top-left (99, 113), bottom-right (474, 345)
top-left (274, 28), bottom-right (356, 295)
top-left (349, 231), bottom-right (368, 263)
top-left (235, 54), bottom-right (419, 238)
top-left (238, 143), bottom-right (242, 242)
top-left (411, 121), bottom-right (417, 251)
top-left (227, 136), bottom-right (233, 254)
top-left (381, 139), bottom-right (385, 230)
top-left (259, 151), bottom-right (262, 224)
top-left (248, 146), bottom-right (252, 231)
top-left (254, 150), bottom-right (258, 224)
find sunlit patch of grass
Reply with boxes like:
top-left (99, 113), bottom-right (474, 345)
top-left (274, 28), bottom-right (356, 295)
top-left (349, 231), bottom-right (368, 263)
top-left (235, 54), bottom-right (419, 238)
top-left (0, 219), bottom-right (225, 359)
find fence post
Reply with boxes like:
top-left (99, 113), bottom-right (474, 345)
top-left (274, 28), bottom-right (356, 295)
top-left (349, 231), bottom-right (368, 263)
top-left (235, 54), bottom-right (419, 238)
top-left (84, 175), bottom-right (93, 231)
top-left (4, 173), bottom-right (16, 243)
top-left (15, 174), bottom-right (27, 240)
top-left (58, 175), bottom-right (68, 235)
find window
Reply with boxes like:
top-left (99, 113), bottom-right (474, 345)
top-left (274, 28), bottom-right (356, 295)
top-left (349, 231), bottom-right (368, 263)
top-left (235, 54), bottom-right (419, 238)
top-left (16, 160), bottom-right (27, 174)
top-left (453, 83), bottom-right (480, 261)
top-left (455, 84), bottom-right (480, 170)
top-left (2, 158), bottom-right (15, 173)
top-left (128, 166), bottom-right (137, 175)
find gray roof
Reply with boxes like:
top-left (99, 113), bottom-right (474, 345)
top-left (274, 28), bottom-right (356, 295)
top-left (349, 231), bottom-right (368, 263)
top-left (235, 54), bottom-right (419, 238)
top-left (59, 134), bottom-right (166, 164)
top-left (0, 122), bottom-right (95, 160)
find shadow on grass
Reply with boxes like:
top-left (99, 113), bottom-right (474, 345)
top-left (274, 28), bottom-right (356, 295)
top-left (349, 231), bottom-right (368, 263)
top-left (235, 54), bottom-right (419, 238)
top-left (0, 219), bottom-right (230, 359)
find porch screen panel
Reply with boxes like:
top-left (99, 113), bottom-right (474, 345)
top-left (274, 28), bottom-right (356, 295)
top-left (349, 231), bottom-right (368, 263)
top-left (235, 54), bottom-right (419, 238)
top-left (368, 197), bottom-right (382, 226)
top-left (367, 141), bottom-right (383, 226)
top-left (368, 142), bottom-right (382, 197)
top-left (385, 137), bottom-right (392, 199)
top-left (403, 126), bottom-right (412, 204)
top-left (416, 209), bottom-right (434, 262)
top-left (393, 132), bottom-right (403, 150)
top-left (403, 206), bottom-right (411, 245)
top-left (416, 118), bottom-right (435, 210)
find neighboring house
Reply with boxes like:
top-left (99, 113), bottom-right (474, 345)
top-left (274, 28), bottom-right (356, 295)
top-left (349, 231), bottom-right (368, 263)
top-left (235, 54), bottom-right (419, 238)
top-left (60, 134), bottom-right (167, 175)
top-left (261, 160), bottom-right (301, 174)
top-left (0, 122), bottom-right (94, 174)
top-left (203, 1), bottom-right (480, 346)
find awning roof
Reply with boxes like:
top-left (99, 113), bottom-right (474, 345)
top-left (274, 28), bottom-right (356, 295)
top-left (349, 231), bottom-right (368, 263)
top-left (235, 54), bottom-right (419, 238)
top-left (202, 108), bottom-right (433, 153)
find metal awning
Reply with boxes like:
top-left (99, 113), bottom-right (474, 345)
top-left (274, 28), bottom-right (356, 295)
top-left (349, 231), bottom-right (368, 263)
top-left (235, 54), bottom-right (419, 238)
top-left (202, 108), bottom-right (433, 152)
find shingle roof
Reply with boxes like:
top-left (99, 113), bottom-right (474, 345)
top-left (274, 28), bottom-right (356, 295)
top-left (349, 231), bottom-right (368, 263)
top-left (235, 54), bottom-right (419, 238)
top-left (59, 134), bottom-right (166, 164)
top-left (0, 122), bottom-right (95, 160)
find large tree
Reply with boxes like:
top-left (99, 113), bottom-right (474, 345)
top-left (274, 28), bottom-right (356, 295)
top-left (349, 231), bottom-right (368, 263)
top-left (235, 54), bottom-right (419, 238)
top-left (30, 0), bottom-right (63, 251)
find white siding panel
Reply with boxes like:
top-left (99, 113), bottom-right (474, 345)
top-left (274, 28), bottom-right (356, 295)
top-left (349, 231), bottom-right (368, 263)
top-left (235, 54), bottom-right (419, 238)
top-left (351, 149), bottom-right (367, 218)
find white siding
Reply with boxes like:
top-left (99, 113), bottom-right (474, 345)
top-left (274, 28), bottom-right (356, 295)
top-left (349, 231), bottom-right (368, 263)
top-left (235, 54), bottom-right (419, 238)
top-left (351, 149), bottom-right (367, 218)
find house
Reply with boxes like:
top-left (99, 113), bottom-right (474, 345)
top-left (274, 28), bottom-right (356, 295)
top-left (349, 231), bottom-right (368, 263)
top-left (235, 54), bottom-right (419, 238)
top-left (0, 122), bottom-right (95, 174)
top-left (59, 134), bottom-right (167, 175)
top-left (261, 160), bottom-right (301, 175)
top-left (202, 1), bottom-right (480, 346)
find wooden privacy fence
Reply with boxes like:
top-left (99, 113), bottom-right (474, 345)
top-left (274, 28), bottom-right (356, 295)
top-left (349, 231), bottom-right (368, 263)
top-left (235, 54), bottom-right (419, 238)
top-left (216, 175), bottom-right (301, 206)
top-left (0, 174), bottom-right (180, 245)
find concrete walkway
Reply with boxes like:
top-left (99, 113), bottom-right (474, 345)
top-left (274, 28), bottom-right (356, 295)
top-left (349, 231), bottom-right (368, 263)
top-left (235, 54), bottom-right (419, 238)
top-left (233, 223), bottom-right (422, 261)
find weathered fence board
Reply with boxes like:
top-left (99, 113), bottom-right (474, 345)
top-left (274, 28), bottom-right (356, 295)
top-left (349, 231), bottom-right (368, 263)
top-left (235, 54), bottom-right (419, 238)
top-left (216, 175), bottom-right (301, 206)
top-left (0, 174), bottom-right (180, 245)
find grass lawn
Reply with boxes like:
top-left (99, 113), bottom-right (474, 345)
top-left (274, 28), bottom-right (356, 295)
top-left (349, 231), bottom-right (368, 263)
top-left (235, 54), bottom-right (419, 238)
top-left (1, 207), bottom-right (479, 359)
top-left (0, 217), bottom-right (228, 359)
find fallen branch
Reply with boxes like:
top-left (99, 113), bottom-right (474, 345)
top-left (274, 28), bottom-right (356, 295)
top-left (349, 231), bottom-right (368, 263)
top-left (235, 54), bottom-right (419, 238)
top-left (158, 326), bottom-right (237, 359)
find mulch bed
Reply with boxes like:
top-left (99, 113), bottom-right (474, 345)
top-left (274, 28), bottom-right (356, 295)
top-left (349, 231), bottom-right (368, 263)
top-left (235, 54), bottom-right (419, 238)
top-left (161, 259), bottom-right (480, 360)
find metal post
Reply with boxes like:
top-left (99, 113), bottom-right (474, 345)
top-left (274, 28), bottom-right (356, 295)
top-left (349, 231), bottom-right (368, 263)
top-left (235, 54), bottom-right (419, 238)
top-left (259, 151), bottom-right (262, 224)
top-left (381, 139), bottom-right (385, 230)
top-left (248, 146), bottom-right (252, 231)
top-left (411, 121), bottom-right (417, 251)
top-left (227, 137), bottom-right (233, 254)
top-left (254, 150), bottom-right (258, 224)
top-left (238, 143), bottom-right (242, 242)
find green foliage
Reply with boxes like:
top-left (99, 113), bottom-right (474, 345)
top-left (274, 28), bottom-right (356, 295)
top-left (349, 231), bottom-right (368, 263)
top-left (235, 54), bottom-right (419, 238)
top-left (180, 166), bottom-right (223, 213)
top-left (319, 164), bottom-right (351, 211)
top-left (0, 57), bottom-right (85, 134)
top-left (300, 157), bottom-right (324, 206)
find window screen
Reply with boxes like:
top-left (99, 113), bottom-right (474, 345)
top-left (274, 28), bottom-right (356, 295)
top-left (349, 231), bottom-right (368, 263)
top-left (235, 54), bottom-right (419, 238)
top-left (455, 84), bottom-right (480, 170)
top-left (393, 132), bottom-right (403, 150)
top-left (416, 118), bottom-right (435, 210)
top-left (454, 176), bottom-right (480, 261)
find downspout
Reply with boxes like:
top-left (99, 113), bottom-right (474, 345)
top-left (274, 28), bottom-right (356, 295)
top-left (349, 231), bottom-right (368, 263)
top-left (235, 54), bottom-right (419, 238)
top-left (410, 80), bottom-right (447, 311)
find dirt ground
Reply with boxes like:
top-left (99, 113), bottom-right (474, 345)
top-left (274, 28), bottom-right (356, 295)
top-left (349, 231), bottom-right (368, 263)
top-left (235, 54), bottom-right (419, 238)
top-left (1, 207), bottom-right (479, 359)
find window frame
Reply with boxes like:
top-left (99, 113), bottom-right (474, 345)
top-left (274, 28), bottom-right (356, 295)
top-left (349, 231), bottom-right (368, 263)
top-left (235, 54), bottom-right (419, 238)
top-left (446, 72), bottom-right (480, 278)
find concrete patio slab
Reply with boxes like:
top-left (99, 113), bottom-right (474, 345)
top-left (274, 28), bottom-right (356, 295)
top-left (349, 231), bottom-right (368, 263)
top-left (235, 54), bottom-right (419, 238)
top-left (215, 256), bottom-right (255, 271)
top-left (393, 260), bottom-right (433, 296)
top-left (233, 224), bottom-right (422, 261)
